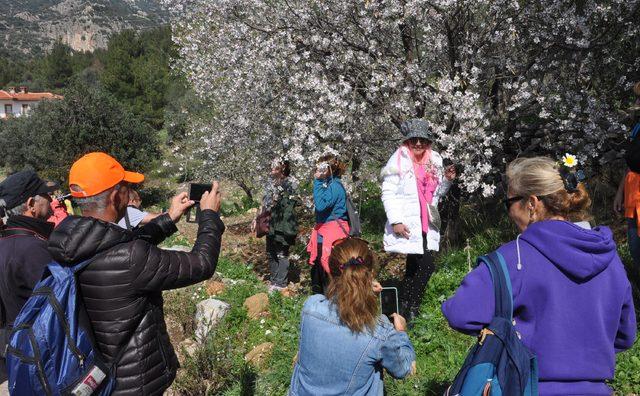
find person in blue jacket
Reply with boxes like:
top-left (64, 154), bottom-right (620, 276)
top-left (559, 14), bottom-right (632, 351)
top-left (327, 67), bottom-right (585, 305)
top-left (307, 154), bottom-right (349, 294)
top-left (291, 238), bottom-right (415, 395)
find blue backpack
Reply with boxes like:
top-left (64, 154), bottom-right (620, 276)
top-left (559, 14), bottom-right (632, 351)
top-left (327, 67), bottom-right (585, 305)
top-left (6, 260), bottom-right (120, 396)
top-left (445, 251), bottom-right (538, 396)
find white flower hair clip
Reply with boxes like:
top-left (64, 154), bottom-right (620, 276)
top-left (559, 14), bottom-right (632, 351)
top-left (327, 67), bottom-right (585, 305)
top-left (561, 153), bottom-right (578, 168)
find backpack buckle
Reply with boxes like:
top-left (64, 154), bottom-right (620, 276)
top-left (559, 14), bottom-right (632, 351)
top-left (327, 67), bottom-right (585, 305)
top-left (478, 328), bottom-right (494, 345)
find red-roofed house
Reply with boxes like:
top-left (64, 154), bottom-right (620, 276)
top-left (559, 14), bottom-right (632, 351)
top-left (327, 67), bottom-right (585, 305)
top-left (0, 86), bottom-right (63, 119)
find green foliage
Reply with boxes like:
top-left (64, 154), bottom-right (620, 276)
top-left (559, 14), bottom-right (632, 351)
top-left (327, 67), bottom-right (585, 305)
top-left (99, 27), bottom-right (186, 130)
top-left (0, 80), bottom-right (160, 183)
top-left (37, 41), bottom-right (74, 89)
top-left (1, 27), bottom-right (189, 134)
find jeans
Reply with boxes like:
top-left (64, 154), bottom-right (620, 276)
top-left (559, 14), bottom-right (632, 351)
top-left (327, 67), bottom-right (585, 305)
top-left (266, 236), bottom-right (290, 287)
top-left (400, 233), bottom-right (435, 319)
top-left (627, 219), bottom-right (640, 288)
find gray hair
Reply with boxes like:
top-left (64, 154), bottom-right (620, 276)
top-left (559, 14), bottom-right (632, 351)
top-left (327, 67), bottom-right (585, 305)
top-left (5, 195), bottom-right (49, 217)
top-left (73, 188), bottom-right (114, 212)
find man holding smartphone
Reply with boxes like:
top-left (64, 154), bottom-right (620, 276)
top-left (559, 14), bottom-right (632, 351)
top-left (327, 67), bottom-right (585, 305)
top-left (48, 152), bottom-right (225, 395)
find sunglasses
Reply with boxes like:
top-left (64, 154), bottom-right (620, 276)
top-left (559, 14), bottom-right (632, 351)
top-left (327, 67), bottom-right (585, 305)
top-left (503, 196), bottom-right (523, 210)
top-left (332, 236), bottom-right (370, 247)
top-left (407, 137), bottom-right (431, 147)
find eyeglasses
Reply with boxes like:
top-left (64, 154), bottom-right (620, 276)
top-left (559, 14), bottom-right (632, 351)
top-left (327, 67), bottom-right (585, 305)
top-left (503, 196), bottom-right (523, 210)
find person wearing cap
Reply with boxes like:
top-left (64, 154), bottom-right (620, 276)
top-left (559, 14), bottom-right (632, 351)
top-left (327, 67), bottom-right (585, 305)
top-left (116, 189), bottom-right (162, 230)
top-left (0, 170), bottom-right (58, 390)
top-left (380, 119), bottom-right (456, 321)
top-left (47, 152), bottom-right (224, 395)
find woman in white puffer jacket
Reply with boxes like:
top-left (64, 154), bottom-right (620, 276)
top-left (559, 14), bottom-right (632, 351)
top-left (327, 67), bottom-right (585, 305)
top-left (380, 119), bottom-right (456, 320)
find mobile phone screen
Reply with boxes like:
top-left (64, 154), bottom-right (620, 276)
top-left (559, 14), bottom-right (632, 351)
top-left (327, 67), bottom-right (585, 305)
top-left (189, 183), bottom-right (211, 202)
top-left (380, 287), bottom-right (399, 319)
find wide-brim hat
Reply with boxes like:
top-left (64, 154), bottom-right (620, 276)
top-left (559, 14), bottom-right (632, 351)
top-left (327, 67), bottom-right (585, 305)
top-left (400, 119), bottom-right (436, 142)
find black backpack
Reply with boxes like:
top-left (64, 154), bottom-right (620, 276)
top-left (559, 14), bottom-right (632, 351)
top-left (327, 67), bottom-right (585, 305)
top-left (625, 123), bottom-right (640, 173)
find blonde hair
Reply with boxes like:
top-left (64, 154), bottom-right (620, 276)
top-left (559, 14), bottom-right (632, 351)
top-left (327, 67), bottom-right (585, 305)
top-left (317, 154), bottom-right (347, 177)
top-left (506, 157), bottom-right (591, 221)
top-left (326, 238), bottom-right (378, 333)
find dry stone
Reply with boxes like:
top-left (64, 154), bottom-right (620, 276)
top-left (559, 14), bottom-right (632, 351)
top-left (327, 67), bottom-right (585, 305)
top-left (176, 338), bottom-right (198, 364)
top-left (245, 342), bottom-right (274, 367)
top-left (205, 280), bottom-right (226, 296)
top-left (195, 298), bottom-right (230, 342)
top-left (243, 293), bottom-right (269, 319)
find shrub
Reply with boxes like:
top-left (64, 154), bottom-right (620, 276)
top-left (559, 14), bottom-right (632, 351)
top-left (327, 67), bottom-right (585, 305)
top-left (0, 80), bottom-right (160, 184)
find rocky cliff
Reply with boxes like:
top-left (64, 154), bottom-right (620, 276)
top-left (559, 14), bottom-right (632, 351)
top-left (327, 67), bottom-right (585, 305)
top-left (0, 0), bottom-right (167, 54)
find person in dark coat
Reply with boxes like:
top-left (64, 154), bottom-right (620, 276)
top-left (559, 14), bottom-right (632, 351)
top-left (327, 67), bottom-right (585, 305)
top-left (0, 170), bottom-right (58, 391)
top-left (48, 152), bottom-right (225, 396)
top-left (253, 159), bottom-right (298, 292)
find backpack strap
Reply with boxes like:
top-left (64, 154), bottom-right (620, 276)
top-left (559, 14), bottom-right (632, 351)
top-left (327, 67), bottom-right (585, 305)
top-left (479, 251), bottom-right (513, 321)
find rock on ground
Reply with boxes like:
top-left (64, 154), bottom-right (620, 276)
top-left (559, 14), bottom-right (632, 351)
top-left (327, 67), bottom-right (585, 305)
top-left (195, 298), bottom-right (231, 342)
top-left (205, 280), bottom-right (226, 296)
top-left (243, 293), bottom-right (269, 319)
top-left (245, 342), bottom-right (274, 367)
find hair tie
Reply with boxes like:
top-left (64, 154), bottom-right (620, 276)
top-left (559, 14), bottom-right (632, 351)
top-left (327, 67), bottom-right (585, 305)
top-left (558, 153), bottom-right (585, 193)
top-left (340, 256), bottom-right (364, 271)
top-left (559, 167), bottom-right (585, 193)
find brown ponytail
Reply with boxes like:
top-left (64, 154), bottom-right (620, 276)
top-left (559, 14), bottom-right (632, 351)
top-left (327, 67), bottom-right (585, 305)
top-left (326, 239), bottom-right (378, 333)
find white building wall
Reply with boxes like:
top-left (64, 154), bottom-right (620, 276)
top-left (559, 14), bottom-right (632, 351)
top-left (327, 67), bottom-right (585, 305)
top-left (0, 100), bottom-right (37, 118)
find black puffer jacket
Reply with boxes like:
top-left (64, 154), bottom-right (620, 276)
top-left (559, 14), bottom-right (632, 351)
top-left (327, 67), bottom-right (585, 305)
top-left (48, 210), bottom-right (224, 395)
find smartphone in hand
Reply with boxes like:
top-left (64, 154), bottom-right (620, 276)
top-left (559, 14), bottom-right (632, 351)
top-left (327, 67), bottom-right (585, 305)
top-left (189, 183), bottom-right (212, 202)
top-left (187, 183), bottom-right (212, 223)
top-left (380, 287), bottom-right (399, 320)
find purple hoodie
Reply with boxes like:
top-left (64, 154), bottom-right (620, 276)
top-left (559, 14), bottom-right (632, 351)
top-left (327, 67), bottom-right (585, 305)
top-left (442, 220), bottom-right (637, 396)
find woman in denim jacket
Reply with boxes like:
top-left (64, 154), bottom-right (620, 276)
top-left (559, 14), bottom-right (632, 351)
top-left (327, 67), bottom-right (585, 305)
top-left (290, 238), bottom-right (416, 395)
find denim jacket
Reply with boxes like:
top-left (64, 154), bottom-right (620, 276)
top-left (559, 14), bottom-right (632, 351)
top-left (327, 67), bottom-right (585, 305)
top-left (289, 294), bottom-right (415, 396)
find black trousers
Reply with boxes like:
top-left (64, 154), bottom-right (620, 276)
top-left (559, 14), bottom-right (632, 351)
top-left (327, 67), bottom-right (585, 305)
top-left (266, 236), bottom-right (290, 287)
top-left (310, 243), bottom-right (329, 295)
top-left (400, 233), bottom-right (435, 319)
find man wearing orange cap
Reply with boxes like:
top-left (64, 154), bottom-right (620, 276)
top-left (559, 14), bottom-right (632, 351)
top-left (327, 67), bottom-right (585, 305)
top-left (47, 152), bottom-right (224, 395)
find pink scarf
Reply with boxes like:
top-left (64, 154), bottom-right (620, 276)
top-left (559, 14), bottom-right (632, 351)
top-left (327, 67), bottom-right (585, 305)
top-left (397, 145), bottom-right (439, 233)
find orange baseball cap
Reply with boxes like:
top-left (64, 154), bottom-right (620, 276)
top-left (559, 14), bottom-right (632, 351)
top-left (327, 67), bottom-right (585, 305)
top-left (69, 152), bottom-right (144, 198)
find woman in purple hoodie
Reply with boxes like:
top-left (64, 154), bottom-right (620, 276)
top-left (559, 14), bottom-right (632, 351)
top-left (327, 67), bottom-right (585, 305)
top-left (442, 156), bottom-right (637, 396)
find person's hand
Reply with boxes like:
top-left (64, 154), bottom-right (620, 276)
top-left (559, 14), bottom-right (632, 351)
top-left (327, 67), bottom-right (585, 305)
top-left (614, 192), bottom-right (624, 213)
top-left (372, 280), bottom-right (382, 294)
top-left (390, 313), bottom-right (407, 332)
top-left (410, 361), bottom-right (417, 376)
top-left (314, 168), bottom-right (330, 180)
top-left (444, 165), bottom-right (457, 181)
top-left (392, 223), bottom-right (410, 239)
top-left (200, 181), bottom-right (222, 212)
top-left (251, 218), bottom-right (257, 233)
top-left (167, 192), bottom-right (195, 223)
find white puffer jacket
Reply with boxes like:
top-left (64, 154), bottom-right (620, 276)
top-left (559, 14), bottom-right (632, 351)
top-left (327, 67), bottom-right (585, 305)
top-left (380, 147), bottom-right (451, 254)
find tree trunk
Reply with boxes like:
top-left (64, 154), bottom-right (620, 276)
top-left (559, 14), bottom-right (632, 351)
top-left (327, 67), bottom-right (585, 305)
top-left (236, 179), bottom-right (254, 202)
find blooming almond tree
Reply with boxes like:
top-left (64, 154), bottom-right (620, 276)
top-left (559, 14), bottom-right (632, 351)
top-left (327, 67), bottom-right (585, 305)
top-left (166, 0), bottom-right (640, 197)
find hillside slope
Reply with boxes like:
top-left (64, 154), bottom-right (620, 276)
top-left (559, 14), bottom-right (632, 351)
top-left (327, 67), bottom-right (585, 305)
top-left (0, 0), bottom-right (167, 54)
